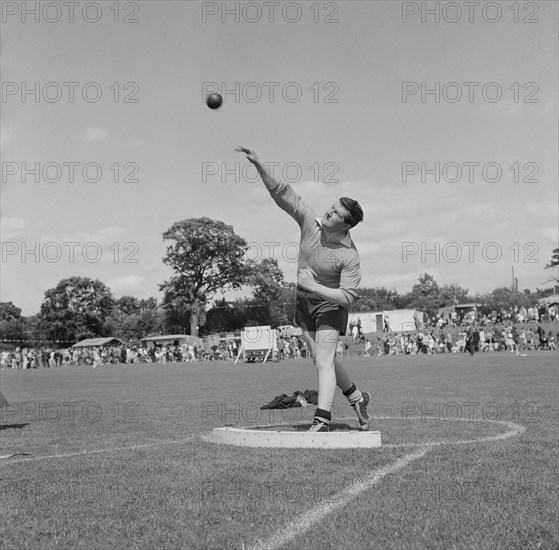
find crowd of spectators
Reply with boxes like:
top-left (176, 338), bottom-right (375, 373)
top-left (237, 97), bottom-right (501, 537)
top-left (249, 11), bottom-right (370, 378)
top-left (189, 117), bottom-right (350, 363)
top-left (0, 341), bottom-right (232, 369)
top-left (431, 304), bottom-right (558, 329)
top-left (345, 304), bottom-right (558, 357)
top-left (359, 324), bottom-right (557, 357)
top-left (276, 336), bottom-right (307, 359)
top-left (0, 334), bottom-right (314, 368)
top-left (1, 304), bottom-right (557, 369)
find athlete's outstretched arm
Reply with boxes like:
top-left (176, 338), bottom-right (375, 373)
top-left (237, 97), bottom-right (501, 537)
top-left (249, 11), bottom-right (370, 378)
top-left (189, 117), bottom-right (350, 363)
top-left (235, 146), bottom-right (281, 192)
top-left (235, 146), bottom-right (310, 224)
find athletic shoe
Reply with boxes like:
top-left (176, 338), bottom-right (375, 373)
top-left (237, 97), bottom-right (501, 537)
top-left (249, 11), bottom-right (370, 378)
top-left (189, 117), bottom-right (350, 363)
top-left (307, 418), bottom-right (329, 432)
top-left (352, 392), bottom-right (370, 431)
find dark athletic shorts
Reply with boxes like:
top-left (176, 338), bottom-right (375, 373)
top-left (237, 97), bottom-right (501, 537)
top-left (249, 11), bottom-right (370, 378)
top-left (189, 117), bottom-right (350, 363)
top-left (295, 287), bottom-right (348, 335)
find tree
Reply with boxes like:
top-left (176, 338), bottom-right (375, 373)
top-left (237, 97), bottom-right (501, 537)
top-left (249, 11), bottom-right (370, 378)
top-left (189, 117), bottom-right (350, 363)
top-left (352, 287), bottom-right (403, 312)
top-left (438, 283), bottom-right (470, 306)
top-left (275, 282), bottom-right (297, 326)
top-left (204, 272), bottom-right (295, 334)
top-left (475, 287), bottom-right (533, 313)
top-left (138, 297), bottom-right (158, 311)
top-left (24, 314), bottom-right (49, 347)
top-left (160, 218), bottom-right (248, 336)
top-left (104, 296), bottom-right (166, 341)
top-left (406, 273), bottom-right (442, 316)
top-left (135, 303), bottom-right (166, 338)
top-left (113, 296), bottom-right (141, 315)
top-left (0, 301), bottom-right (22, 322)
top-left (0, 302), bottom-right (26, 345)
top-left (544, 248), bottom-right (559, 287)
top-left (245, 258), bottom-right (284, 302)
top-left (244, 258), bottom-right (291, 326)
top-left (39, 276), bottom-right (114, 344)
top-left (204, 298), bottom-right (248, 334)
top-left (545, 248), bottom-right (559, 269)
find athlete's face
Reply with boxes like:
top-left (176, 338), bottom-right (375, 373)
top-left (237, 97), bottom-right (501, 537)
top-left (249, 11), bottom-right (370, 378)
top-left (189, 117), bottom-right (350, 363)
top-left (322, 201), bottom-right (350, 230)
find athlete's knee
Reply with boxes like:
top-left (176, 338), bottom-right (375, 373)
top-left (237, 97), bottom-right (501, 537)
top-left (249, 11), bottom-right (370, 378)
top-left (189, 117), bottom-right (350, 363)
top-left (314, 356), bottom-right (335, 372)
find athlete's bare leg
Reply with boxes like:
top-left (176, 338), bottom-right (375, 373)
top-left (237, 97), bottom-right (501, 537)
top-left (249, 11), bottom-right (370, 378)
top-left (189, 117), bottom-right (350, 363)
top-left (302, 329), bottom-right (353, 411)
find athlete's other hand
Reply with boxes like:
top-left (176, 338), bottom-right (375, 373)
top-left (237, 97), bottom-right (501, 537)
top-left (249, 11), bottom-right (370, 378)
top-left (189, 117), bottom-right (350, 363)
top-left (297, 268), bottom-right (315, 291)
top-left (235, 146), bottom-right (258, 164)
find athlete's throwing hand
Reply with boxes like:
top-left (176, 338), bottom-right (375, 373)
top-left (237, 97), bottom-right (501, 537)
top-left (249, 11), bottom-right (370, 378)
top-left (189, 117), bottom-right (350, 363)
top-left (235, 146), bottom-right (258, 164)
top-left (297, 268), bottom-right (315, 291)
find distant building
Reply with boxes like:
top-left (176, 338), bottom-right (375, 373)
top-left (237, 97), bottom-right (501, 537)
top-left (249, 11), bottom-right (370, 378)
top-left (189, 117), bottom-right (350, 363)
top-left (438, 304), bottom-right (482, 323)
top-left (347, 310), bottom-right (422, 334)
top-left (72, 337), bottom-right (125, 348)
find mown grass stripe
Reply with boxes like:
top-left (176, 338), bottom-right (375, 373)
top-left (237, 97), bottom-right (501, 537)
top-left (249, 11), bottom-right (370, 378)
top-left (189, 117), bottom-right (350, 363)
top-left (249, 446), bottom-right (429, 550)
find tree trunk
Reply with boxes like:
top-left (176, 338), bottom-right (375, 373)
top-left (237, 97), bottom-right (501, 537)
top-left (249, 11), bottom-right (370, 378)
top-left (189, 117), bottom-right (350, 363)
top-left (190, 301), bottom-right (199, 337)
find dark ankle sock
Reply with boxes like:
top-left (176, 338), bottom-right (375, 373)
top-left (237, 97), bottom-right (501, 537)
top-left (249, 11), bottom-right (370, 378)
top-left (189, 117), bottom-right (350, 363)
top-left (314, 408), bottom-right (332, 423)
top-left (343, 383), bottom-right (362, 404)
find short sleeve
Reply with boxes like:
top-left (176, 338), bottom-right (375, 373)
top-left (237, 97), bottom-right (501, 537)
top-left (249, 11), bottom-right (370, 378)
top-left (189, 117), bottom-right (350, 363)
top-left (338, 250), bottom-right (361, 305)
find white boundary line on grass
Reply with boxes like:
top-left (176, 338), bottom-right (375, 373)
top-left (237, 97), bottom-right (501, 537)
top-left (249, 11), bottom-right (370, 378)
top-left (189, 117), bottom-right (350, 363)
top-left (376, 417), bottom-right (526, 447)
top-left (248, 446), bottom-right (430, 550)
top-left (230, 416), bottom-right (525, 448)
top-left (0, 436), bottom-right (196, 464)
top-left (246, 415), bottom-right (525, 550)
top-left (2, 416), bottom-right (525, 465)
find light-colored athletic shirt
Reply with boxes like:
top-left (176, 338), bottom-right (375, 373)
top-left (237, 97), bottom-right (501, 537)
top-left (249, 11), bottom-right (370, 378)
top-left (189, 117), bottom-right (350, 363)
top-left (266, 178), bottom-right (361, 306)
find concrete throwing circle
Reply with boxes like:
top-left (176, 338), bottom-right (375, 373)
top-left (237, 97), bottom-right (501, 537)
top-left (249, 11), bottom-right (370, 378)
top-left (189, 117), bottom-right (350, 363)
top-left (202, 415), bottom-right (525, 449)
top-left (204, 426), bottom-right (381, 448)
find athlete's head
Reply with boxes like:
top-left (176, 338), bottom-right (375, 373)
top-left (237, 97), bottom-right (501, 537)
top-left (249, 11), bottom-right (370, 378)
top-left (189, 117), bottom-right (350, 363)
top-left (339, 197), bottom-right (364, 228)
top-left (322, 198), bottom-right (364, 231)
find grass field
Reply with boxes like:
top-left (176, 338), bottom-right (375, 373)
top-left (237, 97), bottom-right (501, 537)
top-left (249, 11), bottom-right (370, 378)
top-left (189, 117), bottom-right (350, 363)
top-left (1, 350), bottom-right (558, 550)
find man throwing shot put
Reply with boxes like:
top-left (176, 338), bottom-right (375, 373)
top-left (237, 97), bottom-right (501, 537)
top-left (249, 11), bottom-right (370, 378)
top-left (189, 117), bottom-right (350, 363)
top-left (236, 146), bottom-right (370, 432)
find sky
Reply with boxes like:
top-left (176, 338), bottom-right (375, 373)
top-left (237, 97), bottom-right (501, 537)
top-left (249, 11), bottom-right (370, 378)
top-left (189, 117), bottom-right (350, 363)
top-left (1, 0), bottom-right (558, 316)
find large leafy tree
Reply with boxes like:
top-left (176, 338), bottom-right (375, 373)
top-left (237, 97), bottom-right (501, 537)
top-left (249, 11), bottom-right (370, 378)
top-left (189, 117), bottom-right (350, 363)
top-left (105, 296), bottom-right (166, 340)
top-left (160, 218), bottom-right (248, 336)
top-left (40, 276), bottom-right (114, 344)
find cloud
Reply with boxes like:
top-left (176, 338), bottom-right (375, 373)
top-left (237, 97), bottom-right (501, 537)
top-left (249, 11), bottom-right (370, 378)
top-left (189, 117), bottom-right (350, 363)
top-left (1, 216), bottom-right (29, 239)
top-left (107, 275), bottom-right (146, 297)
top-left (39, 225), bottom-right (127, 245)
top-left (81, 127), bottom-right (108, 142)
top-left (36, 226), bottom-right (132, 265)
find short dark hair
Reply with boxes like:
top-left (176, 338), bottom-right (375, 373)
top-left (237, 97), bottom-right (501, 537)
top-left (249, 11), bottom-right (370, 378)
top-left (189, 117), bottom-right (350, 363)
top-left (339, 197), bottom-right (364, 228)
